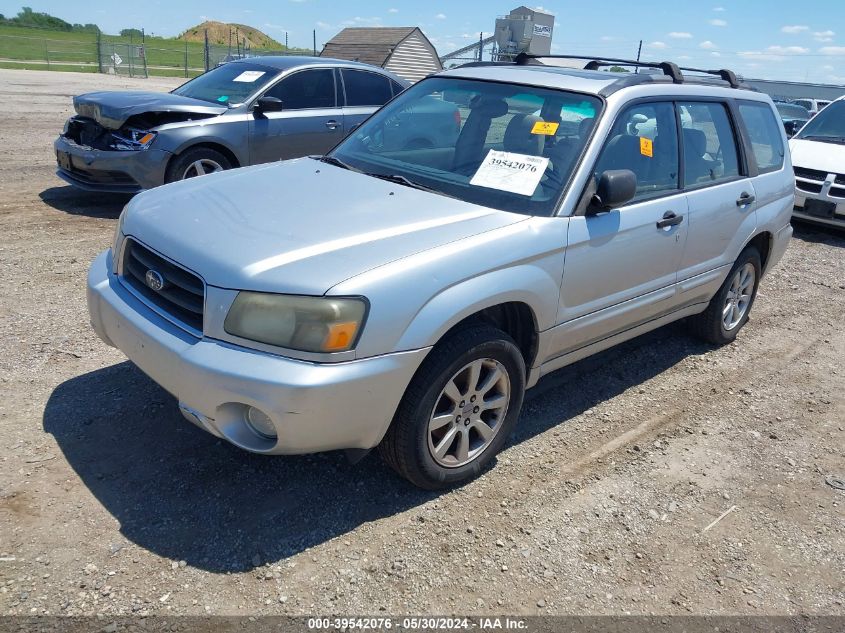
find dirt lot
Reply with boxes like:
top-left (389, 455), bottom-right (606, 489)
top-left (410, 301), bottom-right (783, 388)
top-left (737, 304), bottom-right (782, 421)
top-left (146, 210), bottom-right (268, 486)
top-left (0, 69), bottom-right (843, 618)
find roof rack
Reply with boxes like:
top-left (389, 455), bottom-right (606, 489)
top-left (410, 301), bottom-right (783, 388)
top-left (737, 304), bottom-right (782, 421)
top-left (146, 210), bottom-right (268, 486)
top-left (513, 53), bottom-right (740, 88)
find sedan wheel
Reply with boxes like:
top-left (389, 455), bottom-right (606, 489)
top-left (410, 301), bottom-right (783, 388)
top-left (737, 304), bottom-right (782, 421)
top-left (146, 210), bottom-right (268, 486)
top-left (182, 158), bottom-right (223, 179)
top-left (428, 358), bottom-right (510, 468)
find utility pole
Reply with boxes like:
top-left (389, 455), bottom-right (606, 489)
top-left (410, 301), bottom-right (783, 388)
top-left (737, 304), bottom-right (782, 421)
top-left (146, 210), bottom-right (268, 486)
top-left (478, 32), bottom-right (483, 61)
top-left (313, 30), bottom-right (317, 56)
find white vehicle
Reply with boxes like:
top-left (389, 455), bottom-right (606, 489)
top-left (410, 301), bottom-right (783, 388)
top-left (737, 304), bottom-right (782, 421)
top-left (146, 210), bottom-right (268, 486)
top-left (790, 95), bottom-right (845, 228)
top-left (793, 98), bottom-right (832, 117)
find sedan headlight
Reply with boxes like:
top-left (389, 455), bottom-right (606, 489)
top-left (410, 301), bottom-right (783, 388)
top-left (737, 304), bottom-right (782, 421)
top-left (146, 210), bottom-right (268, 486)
top-left (224, 293), bottom-right (367, 353)
top-left (110, 128), bottom-right (157, 151)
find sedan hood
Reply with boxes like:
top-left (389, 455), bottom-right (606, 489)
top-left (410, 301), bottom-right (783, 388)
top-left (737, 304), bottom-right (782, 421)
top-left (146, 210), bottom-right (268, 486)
top-left (74, 91), bottom-right (227, 129)
top-left (789, 138), bottom-right (845, 174)
top-left (122, 159), bottom-right (527, 295)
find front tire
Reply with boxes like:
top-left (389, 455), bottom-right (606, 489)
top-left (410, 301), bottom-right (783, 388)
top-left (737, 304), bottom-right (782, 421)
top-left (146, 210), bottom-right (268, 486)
top-left (165, 147), bottom-right (232, 183)
top-left (688, 246), bottom-right (761, 345)
top-left (379, 325), bottom-right (526, 489)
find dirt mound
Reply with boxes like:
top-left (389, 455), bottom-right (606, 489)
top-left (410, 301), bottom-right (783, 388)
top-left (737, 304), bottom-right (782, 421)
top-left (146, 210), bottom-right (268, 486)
top-left (179, 20), bottom-right (283, 50)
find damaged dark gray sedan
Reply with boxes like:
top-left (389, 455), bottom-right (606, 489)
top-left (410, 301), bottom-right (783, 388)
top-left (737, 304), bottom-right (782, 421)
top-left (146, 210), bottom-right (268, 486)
top-left (54, 56), bottom-right (409, 193)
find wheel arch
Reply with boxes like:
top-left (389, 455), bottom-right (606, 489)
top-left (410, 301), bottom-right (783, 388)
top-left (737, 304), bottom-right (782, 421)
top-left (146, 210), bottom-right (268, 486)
top-left (391, 265), bottom-right (558, 372)
top-left (743, 231), bottom-right (773, 273)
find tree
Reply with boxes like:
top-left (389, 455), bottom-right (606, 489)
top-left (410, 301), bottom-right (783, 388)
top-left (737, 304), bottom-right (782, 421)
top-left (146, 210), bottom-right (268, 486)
top-left (120, 28), bottom-right (143, 38)
top-left (607, 65), bottom-right (630, 73)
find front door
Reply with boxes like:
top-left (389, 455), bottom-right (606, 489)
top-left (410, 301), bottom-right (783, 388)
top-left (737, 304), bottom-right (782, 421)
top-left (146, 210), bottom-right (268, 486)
top-left (249, 68), bottom-right (343, 164)
top-left (551, 101), bottom-right (688, 357)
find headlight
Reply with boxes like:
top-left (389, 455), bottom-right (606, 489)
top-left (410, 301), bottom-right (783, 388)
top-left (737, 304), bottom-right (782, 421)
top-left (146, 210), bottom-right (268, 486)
top-left (110, 129), bottom-right (157, 151)
top-left (224, 293), bottom-right (367, 353)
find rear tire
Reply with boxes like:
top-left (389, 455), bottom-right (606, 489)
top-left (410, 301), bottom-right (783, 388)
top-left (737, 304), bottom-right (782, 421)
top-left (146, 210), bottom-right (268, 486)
top-left (688, 246), bottom-right (761, 345)
top-left (379, 325), bottom-right (526, 489)
top-left (165, 147), bottom-right (232, 183)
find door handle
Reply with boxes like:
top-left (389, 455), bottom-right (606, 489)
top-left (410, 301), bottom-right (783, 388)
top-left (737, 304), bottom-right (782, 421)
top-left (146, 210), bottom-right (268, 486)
top-left (656, 211), bottom-right (684, 229)
top-left (736, 192), bottom-right (756, 206)
top-left (325, 120), bottom-right (340, 129)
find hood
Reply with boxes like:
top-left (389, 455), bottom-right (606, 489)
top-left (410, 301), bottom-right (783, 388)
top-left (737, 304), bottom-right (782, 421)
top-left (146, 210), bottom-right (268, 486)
top-left (73, 91), bottom-right (227, 129)
top-left (789, 138), bottom-right (845, 174)
top-left (122, 159), bottom-right (527, 294)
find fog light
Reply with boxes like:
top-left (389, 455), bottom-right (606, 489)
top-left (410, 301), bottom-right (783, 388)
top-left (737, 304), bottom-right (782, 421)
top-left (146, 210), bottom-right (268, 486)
top-left (244, 406), bottom-right (277, 440)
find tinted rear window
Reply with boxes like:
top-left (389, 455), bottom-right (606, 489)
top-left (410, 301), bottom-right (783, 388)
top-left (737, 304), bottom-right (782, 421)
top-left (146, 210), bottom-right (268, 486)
top-left (738, 102), bottom-right (785, 173)
top-left (342, 69), bottom-right (393, 107)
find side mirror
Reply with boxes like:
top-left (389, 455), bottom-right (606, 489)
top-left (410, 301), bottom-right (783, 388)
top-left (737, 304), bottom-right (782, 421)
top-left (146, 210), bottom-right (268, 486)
top-left (255, 96), bottom-right (284, 114)
top-left (588, 169), bottom-right (637, 214)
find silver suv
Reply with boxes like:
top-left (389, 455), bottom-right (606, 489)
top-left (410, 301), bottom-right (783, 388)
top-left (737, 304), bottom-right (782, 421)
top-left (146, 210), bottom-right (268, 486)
top-left (87, 55), bottom-right (794, 489)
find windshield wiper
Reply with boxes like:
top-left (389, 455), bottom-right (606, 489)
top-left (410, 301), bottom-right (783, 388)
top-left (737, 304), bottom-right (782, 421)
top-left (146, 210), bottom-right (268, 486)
top-left (365, 172), bottom-right (456, 198)
top-left (801, 135), bottom-right (845, 144)
top-left (317, 155), bottom-right (359, 171)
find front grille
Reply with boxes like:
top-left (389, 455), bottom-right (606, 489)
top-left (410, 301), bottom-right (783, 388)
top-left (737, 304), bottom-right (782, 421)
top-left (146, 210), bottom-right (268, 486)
top-left (835, 173), bottom-right (845, 186)
top-left (796, 180), bottom-right (823, 195)
top-left (794, 167), bottom-right (827, 181)
top-left (120, 239), bottom-right (204, 334)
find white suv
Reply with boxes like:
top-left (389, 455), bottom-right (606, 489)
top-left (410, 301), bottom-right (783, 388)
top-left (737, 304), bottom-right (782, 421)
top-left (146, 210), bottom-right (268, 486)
top-left (87, 55), bottom-right (794, 488)
top-left (790, 95), bottom-right (845, 228)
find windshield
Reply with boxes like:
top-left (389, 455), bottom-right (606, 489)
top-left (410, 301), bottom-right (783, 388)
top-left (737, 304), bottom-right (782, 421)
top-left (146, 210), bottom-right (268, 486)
top-left (795, 100), bottom-right (845, 142)
top-left (330, 77), bottom-right (601, 215)
top-left (172, 62), bottom-right (278, 105)
top-left (776, 103), bottom-right (809, 119)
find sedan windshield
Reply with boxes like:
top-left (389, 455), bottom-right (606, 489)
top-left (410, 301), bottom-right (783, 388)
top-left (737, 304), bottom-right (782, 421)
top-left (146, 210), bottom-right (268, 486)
top-left (172, 62), bottom-right (278, 106)
top-left (330, 77), bottom-right (601, 215)
top-left (776, 103), bottom-right (809, 120)
top-left (795, 100), bottom-right (845, 142)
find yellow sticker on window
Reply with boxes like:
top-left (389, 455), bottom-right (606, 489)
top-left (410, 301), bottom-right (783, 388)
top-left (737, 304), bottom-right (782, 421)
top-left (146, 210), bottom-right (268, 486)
top-left (531, 121), bottom-right (560, 136)
top-left (640, 137), bottom-right (654, 158)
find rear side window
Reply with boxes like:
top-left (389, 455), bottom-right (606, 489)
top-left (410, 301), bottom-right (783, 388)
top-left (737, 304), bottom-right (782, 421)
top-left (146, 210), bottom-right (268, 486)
top-left (593, 101), bottom-right (680, 202)
top-left (266, 69), bottom-right (336, 109)
top-left (678, 102), bottom-right (740, 188)
top-left (342, 70), bottom-right (393, 106)
top-left (738, 102), bottom-right (785, 173)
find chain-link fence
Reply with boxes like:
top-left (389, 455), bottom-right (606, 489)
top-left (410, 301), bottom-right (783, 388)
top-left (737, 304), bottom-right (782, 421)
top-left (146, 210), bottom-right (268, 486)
top-left (0, 28), bottom-right (305, 78)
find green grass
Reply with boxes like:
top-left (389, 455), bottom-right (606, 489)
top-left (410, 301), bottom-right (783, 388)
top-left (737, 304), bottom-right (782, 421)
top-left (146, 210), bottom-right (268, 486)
top-left (0, 23), bottom-right (298, 78)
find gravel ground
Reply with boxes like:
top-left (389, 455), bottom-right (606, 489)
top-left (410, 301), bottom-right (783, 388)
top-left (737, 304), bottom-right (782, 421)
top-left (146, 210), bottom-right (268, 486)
top-left (0, 69), bottom-right (843, 618)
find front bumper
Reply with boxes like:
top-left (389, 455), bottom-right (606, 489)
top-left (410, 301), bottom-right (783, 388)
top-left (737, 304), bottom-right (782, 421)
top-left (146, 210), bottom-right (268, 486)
top-left (86, 249), bottom-right (429, 455)
top-left (54, 135), bottom-right (171, 193)
top-left (792, 181), bottom-right (845, 229)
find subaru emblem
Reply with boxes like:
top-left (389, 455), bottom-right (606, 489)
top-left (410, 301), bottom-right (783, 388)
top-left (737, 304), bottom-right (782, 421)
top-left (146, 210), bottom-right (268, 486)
top-left (145, 269), bottom-right (165, 291)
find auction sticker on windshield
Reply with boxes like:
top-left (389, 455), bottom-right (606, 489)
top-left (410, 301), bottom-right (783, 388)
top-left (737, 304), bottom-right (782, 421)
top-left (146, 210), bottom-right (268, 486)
top-left (233, 70), bottom-right (266, 83)
top-left (470, 150), bottom-right (550, 196)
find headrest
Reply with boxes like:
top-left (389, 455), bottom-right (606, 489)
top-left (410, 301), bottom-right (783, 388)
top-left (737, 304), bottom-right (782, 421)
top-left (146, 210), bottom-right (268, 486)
top-left (683, 128), bottom-right (707, 157)
top-left (504, 114), bottom-right (545, 155)
top-left (467, 96), bottom-right (509, 118)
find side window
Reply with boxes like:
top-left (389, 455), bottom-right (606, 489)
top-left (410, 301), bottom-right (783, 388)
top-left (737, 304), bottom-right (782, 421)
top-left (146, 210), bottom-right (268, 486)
top-left (593, 101), bottom-right (679, 202)
top-left (737, 102), bottom-right (785, 173)
top-left (390, 79), bottom-right (406, 97)
top-left (678, 101), bottom-right (741, 187)
top-left (342, 69), bottom-right (393, 107)
top-left (264, 69), bottom-right (336, 110)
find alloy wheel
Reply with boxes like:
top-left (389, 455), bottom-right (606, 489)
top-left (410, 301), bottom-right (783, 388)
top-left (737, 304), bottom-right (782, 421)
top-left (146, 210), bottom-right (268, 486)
top-left (427, 358), bottom-right (511, 468)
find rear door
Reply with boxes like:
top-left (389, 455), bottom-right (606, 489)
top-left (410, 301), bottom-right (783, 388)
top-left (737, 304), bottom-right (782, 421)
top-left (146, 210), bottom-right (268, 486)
top-left (552, 100), bottom-right (689, 356)
top-left (339, 69), bottom-right (397, 136)
top-left (675, 100), bottom-right (758, 293)
top-left (248, 67), bottom-right (343, 164)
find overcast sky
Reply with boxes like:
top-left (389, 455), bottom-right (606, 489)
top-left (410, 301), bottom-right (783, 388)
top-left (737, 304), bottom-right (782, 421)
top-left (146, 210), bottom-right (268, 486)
top-left (2, 0), bottom-right (844, 84)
